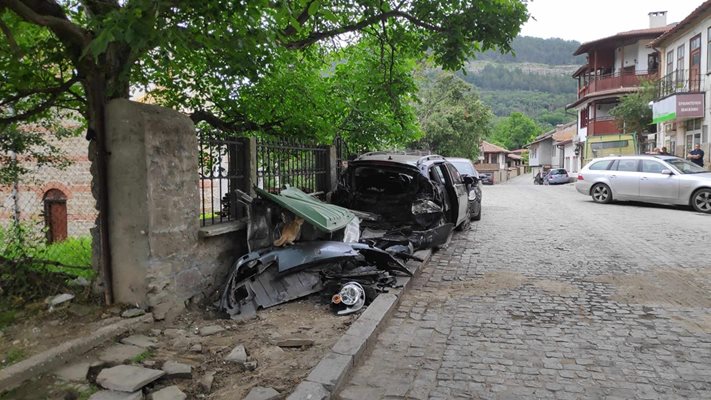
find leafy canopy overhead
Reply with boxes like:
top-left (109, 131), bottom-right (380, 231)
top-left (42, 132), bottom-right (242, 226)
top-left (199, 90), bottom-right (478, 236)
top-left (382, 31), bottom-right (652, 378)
top-left (1, 0), bottom-right (529, 147)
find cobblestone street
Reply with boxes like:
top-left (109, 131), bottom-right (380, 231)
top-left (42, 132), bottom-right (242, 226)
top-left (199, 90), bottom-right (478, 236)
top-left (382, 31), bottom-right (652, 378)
top-left (339, 174), bottom-right (711, 400)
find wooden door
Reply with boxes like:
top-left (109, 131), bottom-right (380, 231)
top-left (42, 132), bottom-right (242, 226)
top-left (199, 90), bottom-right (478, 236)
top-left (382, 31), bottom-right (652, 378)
top-left (44, 189), bottom-right (67, 243)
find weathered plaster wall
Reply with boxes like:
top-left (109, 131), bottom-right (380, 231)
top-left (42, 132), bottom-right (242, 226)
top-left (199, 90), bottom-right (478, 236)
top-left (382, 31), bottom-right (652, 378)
top-left (105, 99), bottom-right (244, 319)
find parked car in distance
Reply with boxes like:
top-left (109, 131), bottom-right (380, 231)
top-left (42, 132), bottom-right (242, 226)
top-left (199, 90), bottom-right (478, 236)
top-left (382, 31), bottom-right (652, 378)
top-left (447, 157), bottom-right (483, 221)
top-left (543, 168), bottom-right (570, 185)
top-left (575, 155), bottom-right (711, 214)
top-left (479, 172), bottom-right (494, 185)
top-left (332, 152), bottom-right (472, 230)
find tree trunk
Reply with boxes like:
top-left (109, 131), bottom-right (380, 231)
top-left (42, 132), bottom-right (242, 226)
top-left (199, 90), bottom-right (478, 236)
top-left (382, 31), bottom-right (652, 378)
top-left (84, 73), bottom-right (114, 305)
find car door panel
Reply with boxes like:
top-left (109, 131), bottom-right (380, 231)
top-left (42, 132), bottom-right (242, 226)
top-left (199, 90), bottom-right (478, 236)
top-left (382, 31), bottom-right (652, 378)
top-left (639, 160), bottom-right (679, 202)
top-left (444, 163), bottom-right (469, 225)
top-left (609, 159), bottom-right (639, 198)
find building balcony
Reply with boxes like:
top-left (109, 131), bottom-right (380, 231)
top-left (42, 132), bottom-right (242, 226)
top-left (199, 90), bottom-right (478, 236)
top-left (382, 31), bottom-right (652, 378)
top-left (585, 116), bottom-right (620, 136)
top-left (656, 69), bottom-right (704, 99)
top-left (578, 70), bottom-right (658, 99)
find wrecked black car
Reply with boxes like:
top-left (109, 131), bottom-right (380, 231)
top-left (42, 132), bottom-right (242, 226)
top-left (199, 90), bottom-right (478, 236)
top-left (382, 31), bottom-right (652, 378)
top-left (332, 153), bottom-right (471, 231)
top-left (218, 187), bottom-right (414, 320)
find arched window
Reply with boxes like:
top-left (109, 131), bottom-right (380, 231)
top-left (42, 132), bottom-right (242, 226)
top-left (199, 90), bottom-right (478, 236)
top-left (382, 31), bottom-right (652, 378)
top-left (43, 189), bottom-right (68, 243)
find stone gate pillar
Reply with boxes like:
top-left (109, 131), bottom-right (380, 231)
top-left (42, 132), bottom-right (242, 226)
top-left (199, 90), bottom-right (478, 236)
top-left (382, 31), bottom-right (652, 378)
top-left (105, 99), bottom-right (199, 318)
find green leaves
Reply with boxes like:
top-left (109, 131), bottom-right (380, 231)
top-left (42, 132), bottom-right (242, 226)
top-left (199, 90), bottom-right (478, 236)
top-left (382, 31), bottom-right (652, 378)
top-left (2, 0), bottom-right (529, 156)
top-left (413, 71), bottom-right (492, 159)
top-left (490, 112), bottom-right (542, 150)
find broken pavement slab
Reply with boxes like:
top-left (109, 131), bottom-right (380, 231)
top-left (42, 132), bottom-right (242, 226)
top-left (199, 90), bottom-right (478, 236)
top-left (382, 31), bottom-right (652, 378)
top-left (53, 361), bottom-right (91, 382)
top-left (161, 361), bottom-right (192, 379)
top-left (48, 293), bottom-right (75, 307)
top-left (0, 314), bottom-right (153, 393)
top-left (244, 386), bottom-right (280, 400)
top-left (120, 334), bottom-right (158, 349)
top-left (224, 344), bottom-right (248, 363)
top-left (198, 325), bottom-right (225, 336)
top-left (150, 385), bottom-right (186, 400)
top-left (96, 365), bottom-right (165, 392)
top-left (98, 343), bottom-right (147, 364)
top-left (199, 370), bottom-right (216, 393)
top-left (89, 390), bottom-right (144, 400)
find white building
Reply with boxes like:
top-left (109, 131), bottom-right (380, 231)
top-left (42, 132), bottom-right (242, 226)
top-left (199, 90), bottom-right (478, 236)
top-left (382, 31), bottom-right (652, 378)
top-left (651, 1), bottom-right (711, 165)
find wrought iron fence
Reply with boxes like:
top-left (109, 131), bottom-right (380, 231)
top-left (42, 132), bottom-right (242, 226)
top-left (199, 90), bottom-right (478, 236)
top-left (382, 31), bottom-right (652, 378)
top-left (198, 132), bottom-right (354, 226)
top-left (256, 137), bottom-right (328, 197)
top-left (198, 129), bottom-right (248, 226)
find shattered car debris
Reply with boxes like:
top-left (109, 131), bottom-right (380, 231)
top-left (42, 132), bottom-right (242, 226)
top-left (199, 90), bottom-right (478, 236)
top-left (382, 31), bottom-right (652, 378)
top-left (218, 241), bottom-right (412, 320)
top-left (331, 282), bottom-right (366, 315)
top-left (218, 175), bottom-right (455, 320)
top-left (332, 152), bottom-right (470, 231)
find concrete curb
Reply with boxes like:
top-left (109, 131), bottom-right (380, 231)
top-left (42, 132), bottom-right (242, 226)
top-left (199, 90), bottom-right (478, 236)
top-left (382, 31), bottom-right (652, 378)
top-left (0, 314), bottom-right (153, 393)
top-left (287, 249), bottom-right (433, 400)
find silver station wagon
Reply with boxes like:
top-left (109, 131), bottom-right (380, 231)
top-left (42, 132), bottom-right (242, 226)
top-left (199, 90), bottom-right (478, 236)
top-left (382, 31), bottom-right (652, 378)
top-left (575, 155), bottom-right (711, 214)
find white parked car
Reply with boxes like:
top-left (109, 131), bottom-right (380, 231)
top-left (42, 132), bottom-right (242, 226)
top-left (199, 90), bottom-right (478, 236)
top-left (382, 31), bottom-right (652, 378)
top-left (575, 155), bottom-right (711, 214)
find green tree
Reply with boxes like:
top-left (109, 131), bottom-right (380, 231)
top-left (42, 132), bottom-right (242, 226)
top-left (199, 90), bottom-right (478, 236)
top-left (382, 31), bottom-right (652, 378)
top-left (1, 0), bottom-right (529, 144)
top-left (489, 111), bottom-right (541, 149)
top-left (412, 72), bottom-right (492, 159)
top-left (609, 80), bottom-right (655, 144)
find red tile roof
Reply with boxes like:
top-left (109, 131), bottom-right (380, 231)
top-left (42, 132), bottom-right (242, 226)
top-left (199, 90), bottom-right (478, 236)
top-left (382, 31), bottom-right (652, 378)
top-left (651, 1), bottom-right (711, 47)
top-left (480, 141), bottom-right (509, 153)
top-left (573, 26), bottom-right (672, 55)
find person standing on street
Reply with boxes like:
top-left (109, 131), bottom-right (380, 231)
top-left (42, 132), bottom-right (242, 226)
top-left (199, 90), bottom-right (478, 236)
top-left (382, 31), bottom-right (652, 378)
top-left (687, 144), bottom-right (705, 167)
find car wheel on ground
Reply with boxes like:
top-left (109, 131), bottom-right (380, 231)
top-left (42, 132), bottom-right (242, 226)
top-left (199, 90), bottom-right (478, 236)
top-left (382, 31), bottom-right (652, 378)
top-left (591, 183), bottom-right (612, 204)
top-left (473, 208), bottom-right (481, 221)
top-left (690, 188), bottom-right (711, 213)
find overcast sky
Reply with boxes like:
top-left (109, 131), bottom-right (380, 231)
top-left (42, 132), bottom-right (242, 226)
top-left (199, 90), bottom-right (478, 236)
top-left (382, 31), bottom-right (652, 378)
top-left (520, 0), bottom-right (702, 43)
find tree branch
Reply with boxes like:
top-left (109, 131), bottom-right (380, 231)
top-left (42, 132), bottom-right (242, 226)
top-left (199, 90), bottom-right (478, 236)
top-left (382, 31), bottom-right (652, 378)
top-left (284, 9), bottom-right (443, 50)
top-left (0, 76), bottom-right (80, 106)
top-left (281, 0), bottom-right (316, 37)
top-left (0, 12), bottom-right (24, 57)
top-left (0, 76), bottom-right (80, 124)
top-left (190, 109), bottom-right (282, 135)
top-left (1, 0), bottom-right (88, 50)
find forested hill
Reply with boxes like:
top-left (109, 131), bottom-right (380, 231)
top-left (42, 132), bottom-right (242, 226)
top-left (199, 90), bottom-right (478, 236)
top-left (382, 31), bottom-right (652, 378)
top-left (454, 36), bottom-right (584, 129)
top-left (478, 36), bottom-right (585, 65)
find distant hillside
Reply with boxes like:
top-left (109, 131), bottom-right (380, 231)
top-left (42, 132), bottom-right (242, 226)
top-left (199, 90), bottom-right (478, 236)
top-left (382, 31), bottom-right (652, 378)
top-left (459, 63), bottom-right (577, 94)
top-left (477, 36), bottom-right (585, 65)
top-left (459, 36), bottom-right (581, 130)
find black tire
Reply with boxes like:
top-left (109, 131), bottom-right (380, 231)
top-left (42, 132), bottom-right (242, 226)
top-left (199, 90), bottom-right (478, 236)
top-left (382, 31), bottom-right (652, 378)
top-left (690, 188), bottom-right (711, 213)
top-left (591, 183), bottom-right (612, 204)
top-left (473, 205), bottom-right (481, 221)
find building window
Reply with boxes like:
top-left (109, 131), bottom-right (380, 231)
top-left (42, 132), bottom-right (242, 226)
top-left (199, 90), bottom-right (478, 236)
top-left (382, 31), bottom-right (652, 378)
top-left (676, 44), bottom-right (685, 82)
top-left (708, 27), bottom-right (711, 73)
top-left (667, 49), bottom-right (674, 73)
top-left (580, 107), bottom-right (589, 128)
top-left (43, 189), bottom-right (68, 243)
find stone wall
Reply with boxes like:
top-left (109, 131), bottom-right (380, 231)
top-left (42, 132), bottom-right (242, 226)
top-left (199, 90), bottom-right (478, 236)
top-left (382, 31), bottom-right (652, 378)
top-left (105, 99), bottom-right (246, 319)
